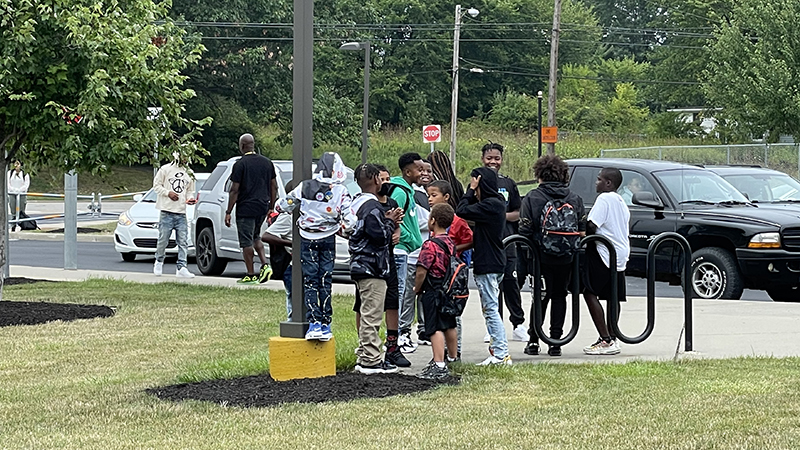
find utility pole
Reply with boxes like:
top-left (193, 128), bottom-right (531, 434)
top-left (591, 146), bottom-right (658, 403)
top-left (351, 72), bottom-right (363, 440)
top-left (449, 5), bottom-right (463, 172)
top-left (546, 0), bottom-right (562, 155)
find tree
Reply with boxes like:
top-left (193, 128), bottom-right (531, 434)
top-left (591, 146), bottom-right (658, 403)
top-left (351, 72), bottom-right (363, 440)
top-left (1, 0), bottom-right (209, 277)
top-left (704, 0), bottom-right (800, 140)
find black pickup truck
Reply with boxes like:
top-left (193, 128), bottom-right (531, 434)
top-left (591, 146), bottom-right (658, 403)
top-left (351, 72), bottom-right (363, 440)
top-left (566, 159), bottom-right (800, 301)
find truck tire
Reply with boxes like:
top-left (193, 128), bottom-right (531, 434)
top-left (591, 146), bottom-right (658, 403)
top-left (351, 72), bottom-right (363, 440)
top-left (766, 286), bottom-right (800, 302)
top-left (195, 226), bottom-right (227, 276)
top-left (690, 247), bottom-right (744, 300)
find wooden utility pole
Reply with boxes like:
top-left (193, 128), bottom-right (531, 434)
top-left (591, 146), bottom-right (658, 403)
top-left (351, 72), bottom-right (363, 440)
top-left (546, 0), bottom-right (562, 155)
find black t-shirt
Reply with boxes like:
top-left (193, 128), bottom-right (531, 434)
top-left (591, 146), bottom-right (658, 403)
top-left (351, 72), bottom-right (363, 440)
top-left (230, 153), bottom-right (276, 218)
top-left (497, 174), bottom-right (521, 237)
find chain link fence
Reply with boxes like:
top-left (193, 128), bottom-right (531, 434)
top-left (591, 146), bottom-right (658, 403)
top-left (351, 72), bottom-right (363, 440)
top-left (600, 143), bottom-right (800, 179)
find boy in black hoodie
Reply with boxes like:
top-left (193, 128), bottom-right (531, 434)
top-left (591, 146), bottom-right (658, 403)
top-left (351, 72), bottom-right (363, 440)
top-left (456, 167), bottom-right (512, 365)
top-left (350, 164), bottom-right (404, 375)
top-left (519, 155), bottom-right (585, 357)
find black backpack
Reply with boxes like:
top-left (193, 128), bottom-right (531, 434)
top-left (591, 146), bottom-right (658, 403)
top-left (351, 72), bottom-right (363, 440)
top-left (540, 198), bottom-right (580, 257)
top-left (430, 237), bottom-right (470, 316)
top-left (18, 211), bottom-right (38, 231)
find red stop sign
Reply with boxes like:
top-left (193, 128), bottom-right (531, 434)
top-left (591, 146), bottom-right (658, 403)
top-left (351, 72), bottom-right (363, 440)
top-left (422, 124), bottom-right (442, 143)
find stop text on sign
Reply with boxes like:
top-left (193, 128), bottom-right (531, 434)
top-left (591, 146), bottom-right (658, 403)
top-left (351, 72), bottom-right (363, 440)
top-left (422, 124), bottom-right (442, 143)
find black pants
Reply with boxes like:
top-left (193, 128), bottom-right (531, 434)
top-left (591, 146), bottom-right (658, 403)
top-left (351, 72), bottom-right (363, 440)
top-left (529, 262), bottom-right (571, 342)
top-left (499, 249), bottom-right (524, 328)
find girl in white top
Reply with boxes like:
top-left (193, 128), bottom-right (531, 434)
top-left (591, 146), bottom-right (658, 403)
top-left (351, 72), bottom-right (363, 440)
top-left (7, 160), bottom-right (30, 230)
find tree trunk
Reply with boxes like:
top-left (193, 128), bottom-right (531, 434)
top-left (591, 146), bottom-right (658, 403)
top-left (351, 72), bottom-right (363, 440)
top-left (0, 155), bottom-right (8, 300)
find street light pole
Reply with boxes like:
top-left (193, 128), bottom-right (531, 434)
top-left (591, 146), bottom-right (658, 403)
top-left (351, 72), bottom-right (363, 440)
top-left (537, 91), bottom-right (543, 158)
top-left (546, 0), bottom-right (562, 155)
top-left (340, 42), bottom-right (370, 164)
top-left (449, 5), bottom-right (479, 172)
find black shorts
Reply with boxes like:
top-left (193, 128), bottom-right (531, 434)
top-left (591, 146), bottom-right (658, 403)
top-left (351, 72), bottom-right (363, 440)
top-left (236, 214), bottom-right (267, 248)
top-left (419, 279), bottom-right (457, 338)
top-left (581, 243), bottom-right (626, 302)
top-left (353, 257), bottom-right (399, 312)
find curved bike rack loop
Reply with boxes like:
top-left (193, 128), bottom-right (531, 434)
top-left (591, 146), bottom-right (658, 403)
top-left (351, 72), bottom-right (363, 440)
top-left (644, 232), bottom-right (693, 352)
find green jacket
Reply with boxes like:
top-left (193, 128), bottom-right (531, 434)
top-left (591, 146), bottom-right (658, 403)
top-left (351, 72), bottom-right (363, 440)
top-left (389, 176), bottom-right (423, 253)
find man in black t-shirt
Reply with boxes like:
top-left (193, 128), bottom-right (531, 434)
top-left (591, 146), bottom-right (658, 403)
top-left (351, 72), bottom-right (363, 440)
top-left (481, 142), bottom-right (527, 342)
top-left (225, 133), bottom-right (278, 284)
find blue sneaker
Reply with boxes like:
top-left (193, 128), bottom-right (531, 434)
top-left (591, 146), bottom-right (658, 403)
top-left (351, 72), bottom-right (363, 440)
top-left (319, 323), bottom-right (333, 341)
top-left (305, 322), bottom-right (323, 340)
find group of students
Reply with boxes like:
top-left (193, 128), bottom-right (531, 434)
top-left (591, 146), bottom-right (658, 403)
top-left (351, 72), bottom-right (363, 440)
top-left (264, 140), bottom-right (631, 379)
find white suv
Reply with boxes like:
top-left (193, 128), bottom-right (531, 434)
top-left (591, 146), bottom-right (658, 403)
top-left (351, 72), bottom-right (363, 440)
top-left (192, 157), bottom-right (359, 276)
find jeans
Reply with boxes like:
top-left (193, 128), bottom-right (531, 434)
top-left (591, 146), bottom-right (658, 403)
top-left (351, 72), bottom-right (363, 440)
top-left (394, 254), bottom-right (410, 333)
top-left (8, 193), bottom-right (26, 225)
top-left (400, 261), bottom-right (425, 335)
top-left (156, 211), bottom-right (188, 270)
top-left (475, 273), bottom-right (508, 359)
top-left (301, 235), bottom-right (336, 324)
top-left (284, 264), bottom-right (293, 322)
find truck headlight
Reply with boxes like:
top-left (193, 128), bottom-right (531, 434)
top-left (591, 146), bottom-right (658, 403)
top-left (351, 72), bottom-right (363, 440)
top-left (748, 232), bottom-right (781, 248)
top-left (118, 212), bottom-right (132, 226)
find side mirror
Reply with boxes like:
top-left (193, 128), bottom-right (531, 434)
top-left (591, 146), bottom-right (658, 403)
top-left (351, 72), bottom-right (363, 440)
top-left (632, 191), bottom-right (664, 209)
top-left (133, 194), bottom-right (143, 202)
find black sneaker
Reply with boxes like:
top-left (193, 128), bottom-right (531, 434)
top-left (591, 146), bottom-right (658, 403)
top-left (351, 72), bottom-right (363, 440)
top-left (355, 360), bottom-right (399, 375)
top-left (417, 361), bottom-right (449, 380)
top-left (385, 348), bottom-right (412, 367)
top-left (524, 341), bottom-right (540, 355)
top-left (548, 345), bottom-right (562, 357)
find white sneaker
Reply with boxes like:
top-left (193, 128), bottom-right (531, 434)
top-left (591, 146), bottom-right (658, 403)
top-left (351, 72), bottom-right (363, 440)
top-left (511, 325), bottom-right (528, 342)
top-left (176, 267), bottom-right (195, 278)
top-left (583, 339), bottom-right (621, 355)
top-left (478, 355), bottom-right (513, 366)
top-left (153, 261), bottom-right (163, 276)
top-left (398, 333), bottom-right (417, 354)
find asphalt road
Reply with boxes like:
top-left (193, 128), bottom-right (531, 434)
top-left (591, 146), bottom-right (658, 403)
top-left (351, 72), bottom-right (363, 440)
top-left (9, 239), bottom-right (773, 301)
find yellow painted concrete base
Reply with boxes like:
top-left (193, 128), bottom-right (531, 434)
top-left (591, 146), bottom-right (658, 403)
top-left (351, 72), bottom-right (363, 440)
top-left (269, 336), bottom-right (336, 381)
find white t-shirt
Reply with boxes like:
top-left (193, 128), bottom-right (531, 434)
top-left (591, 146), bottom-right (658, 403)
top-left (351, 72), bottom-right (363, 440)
top-left (588, 192), bottom-right (630, 271)
top-left (265, 213), bottom-right (294, 254)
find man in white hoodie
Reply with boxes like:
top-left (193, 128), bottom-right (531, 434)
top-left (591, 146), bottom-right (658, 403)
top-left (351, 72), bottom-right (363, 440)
top-left (153, 154), bottom-right (196, 278)
top-left (276, 152), bottom-right (354, 341)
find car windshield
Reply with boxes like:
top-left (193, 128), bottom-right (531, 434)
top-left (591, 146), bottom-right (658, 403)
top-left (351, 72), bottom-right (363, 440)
top-left (722, 172), bottom-right (800, 202)
top-left (655, 169), bottom-right (749, 204)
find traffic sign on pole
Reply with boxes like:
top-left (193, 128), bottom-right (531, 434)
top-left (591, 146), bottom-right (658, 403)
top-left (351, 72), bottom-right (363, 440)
top-left (423, 124), bottom-right (442, 144)
top-left (541, 126), bottom-right (558, 144)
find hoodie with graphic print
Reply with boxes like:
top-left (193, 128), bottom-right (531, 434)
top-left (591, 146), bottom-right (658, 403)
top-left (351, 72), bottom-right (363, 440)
top-left (276, 152), bottom-right (354, 240)
top-left (153, 161), bottom-right (196, 214)
top-left (348, 193), bottom-right (396, 280)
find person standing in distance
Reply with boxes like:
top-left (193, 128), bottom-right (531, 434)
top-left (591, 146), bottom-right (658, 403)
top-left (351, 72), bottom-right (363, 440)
top-left (153, 152), bottom-right (196, 278)
top-left (7, 160), bottom-right (30, 231)
top-left (481, 142), bottom-right (526, 343)
top-left (225, 133), bottom-right (278, 285)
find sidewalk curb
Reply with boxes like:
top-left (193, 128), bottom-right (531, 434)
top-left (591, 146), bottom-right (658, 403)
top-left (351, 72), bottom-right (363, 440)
top-left (10, 232), bottom-right (114, 243)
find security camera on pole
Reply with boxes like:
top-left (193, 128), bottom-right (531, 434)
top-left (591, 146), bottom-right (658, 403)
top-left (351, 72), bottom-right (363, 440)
top-left (449, 4), bottom-right (479, 172)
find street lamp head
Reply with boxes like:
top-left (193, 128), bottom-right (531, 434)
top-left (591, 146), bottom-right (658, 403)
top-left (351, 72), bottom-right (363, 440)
top-left (469, 68), bottom-right (484, 73)
top-left (467, 7), bottom-right (479, 17)
top-left (339, 42), bottom-right (366, 51)
top-left (537, 90), bottom-right (543, 98)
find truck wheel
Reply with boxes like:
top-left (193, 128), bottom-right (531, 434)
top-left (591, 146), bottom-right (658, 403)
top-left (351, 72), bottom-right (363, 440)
top-left (690, 247), bottom-right (744, 300)
top-left (195, 227), bottom-right (227, 276)
top-left (767, 287), bottom-right (800, 302)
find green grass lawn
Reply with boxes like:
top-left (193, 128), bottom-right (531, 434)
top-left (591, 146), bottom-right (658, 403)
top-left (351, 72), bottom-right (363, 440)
top-left (2, 279), bottom-right (800, 449)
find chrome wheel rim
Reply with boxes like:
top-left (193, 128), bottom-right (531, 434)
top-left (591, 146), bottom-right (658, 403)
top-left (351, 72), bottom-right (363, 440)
top-left (693, 262), bottom-right (723, 298)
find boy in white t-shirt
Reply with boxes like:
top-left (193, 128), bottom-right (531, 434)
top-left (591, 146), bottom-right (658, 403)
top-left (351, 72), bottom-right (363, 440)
top-left (582, 167), bottom-right (630, 356)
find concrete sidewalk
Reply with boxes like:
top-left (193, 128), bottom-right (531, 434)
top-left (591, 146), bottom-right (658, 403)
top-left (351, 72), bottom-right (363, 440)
top-left (10, 264), bottom-right (800, 367)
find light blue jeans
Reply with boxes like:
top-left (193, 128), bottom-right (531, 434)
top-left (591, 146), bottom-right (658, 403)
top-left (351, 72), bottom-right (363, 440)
top-left (156, 211), bottom-right (188, 270)
top-left (475, 273), bottom-right (508, 359)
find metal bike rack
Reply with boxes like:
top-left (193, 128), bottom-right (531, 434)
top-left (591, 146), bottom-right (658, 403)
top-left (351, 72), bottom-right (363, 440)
top-left (506, 231), bottom-right (694, 351)
top-left (644, 232), bottom-right (693, 352)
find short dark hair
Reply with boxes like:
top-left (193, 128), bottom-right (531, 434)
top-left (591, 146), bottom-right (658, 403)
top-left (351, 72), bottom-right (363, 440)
top-left (601, 167), bottom-right (623, 189)
top-left (533, 154), bottom-right (570, 183)
top-left (429, 203), bottom-right (454, 229)
top-left (481, 142), bottom-right (504, 156)
top-left (375, 164), bottom-right (389, 174)
top-left (398, 152), bottom-right (422, 171)
top-left (428, 180), bottom-right (453, 198)
top-left (355, 163), bottom-right (380, 183)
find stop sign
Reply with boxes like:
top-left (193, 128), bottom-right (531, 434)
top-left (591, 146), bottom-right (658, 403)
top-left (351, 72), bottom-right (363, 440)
top-left (422, 124), bottom-right (442, 143)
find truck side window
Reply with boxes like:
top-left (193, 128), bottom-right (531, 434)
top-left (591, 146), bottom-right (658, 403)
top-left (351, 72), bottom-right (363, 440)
top-left (569, 166), bottom-right (600, 206)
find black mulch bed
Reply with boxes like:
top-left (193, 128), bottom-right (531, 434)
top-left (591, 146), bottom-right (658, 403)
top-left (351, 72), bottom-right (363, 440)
top-left (44, 227), bottom-right (104, 234)
top-left (147, 372), bottom-right (460, 408)
top-left (0, 291), bottom-right (115, 327)
top-left (4, 277), bottom-right (57, 286)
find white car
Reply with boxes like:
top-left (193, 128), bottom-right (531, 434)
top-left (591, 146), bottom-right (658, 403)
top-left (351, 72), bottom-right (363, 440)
top-left (114, 173), bottom-right (210, 262)
top-left (192, 157), bottom-right (359, 276)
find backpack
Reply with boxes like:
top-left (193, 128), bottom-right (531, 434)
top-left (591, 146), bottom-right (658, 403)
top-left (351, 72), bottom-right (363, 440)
top-left (430, 237), bottom-right (470, 316)
top-left (18, 211), bottom-right (38, 231)
top-left (540, 197), bottom-right (580, 257)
